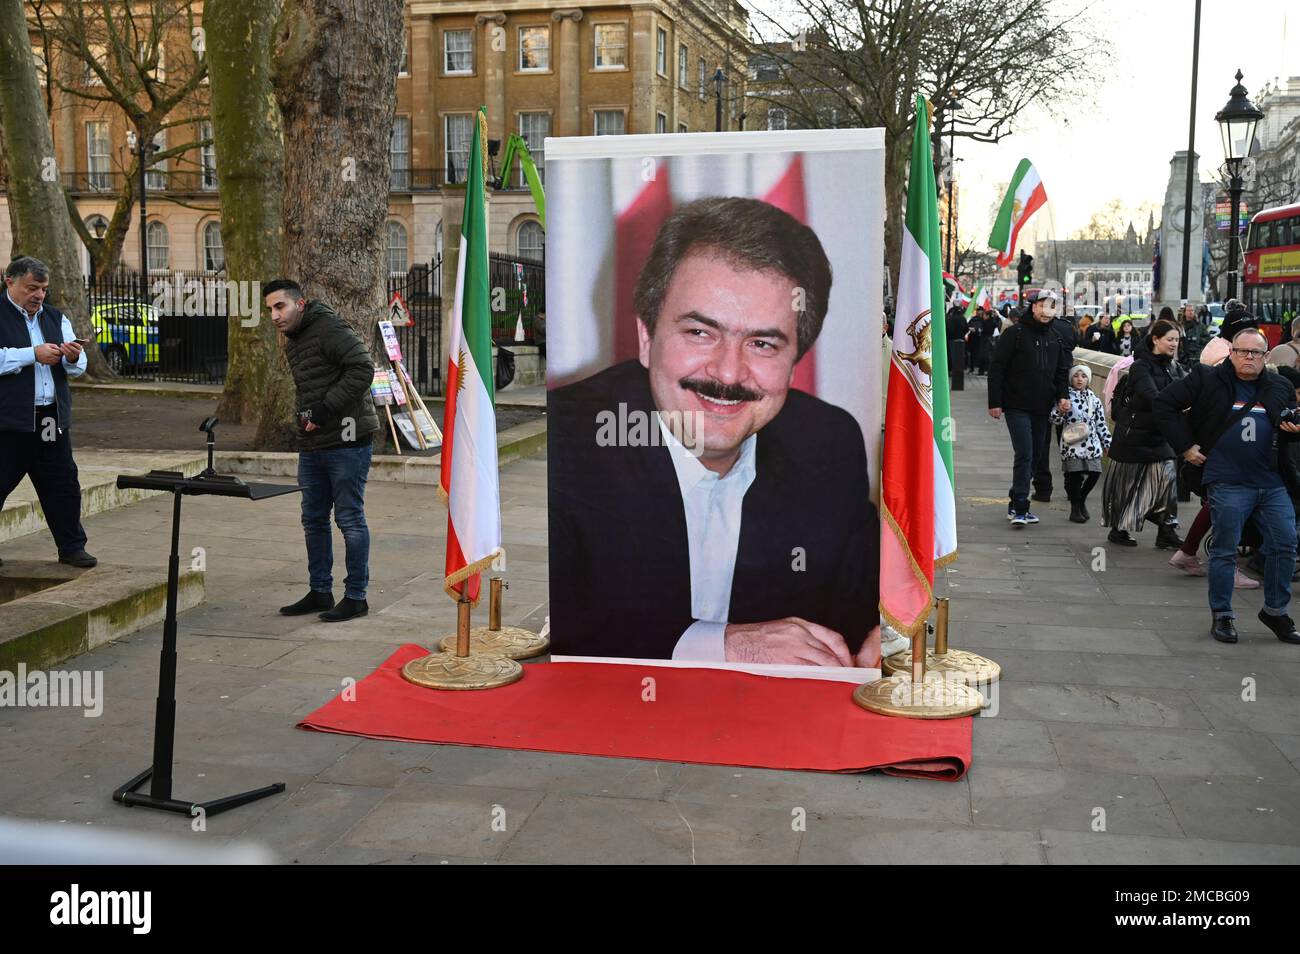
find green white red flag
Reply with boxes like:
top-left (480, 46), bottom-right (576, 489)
top-left (988, 159), bottom-right (1047, 267)
top-left (880, 96), bottom-right (958, 637)
top-left (439, 107), bottom-right (502, 604)
top-left (964, 283), bottom-right (992, 318)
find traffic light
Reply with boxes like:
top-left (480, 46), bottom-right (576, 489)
top-left (1017, 251), bottom-right (1034, 288)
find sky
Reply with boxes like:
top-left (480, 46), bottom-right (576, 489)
top-left (954, 0), bottom-right (1297, 244)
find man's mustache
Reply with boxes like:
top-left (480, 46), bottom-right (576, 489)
top-left (679, 377), bottom-right (762, 403)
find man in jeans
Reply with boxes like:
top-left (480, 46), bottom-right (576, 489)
top-left (264, 279), bottom-right (380, 623)
top-left (1154, 328), bottom-right (1300, 644)
top-left (987, 289), bottom-right (1072, 527)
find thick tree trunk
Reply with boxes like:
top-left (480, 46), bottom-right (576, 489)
top-left (268, 0), bottom-right (403, 447)
top-left (0, 0), bottom-right (108, 378)
top-left (204, 0), bottom-right (294, 439)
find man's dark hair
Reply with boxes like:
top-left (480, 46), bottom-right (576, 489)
top-left (263, 277), bottom-right (304, 301)
top-left (5, 256), bottom-right (49, 282)
top-left (632, 196), bottom-right (833, 360)
top-left (1158, 305), bottom-right (1175, 322)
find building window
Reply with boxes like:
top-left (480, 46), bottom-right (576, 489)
top-left (200, 121), bottom-right (217, 190)
top-left (445, 113), bottom-right (474, 183)
top-left (444, 28), bottom-right (472, 74)
top-left (656, 112), bottom-right (667, 134)
top-left (767, 108), bottom-right (787, 131)
top-left (85, 44), bottom-right (106, 85)
top-left (398, 29), bottom-right (409, 74)
top-left (594, 24), bottom-right (627, 69)
top-left (678, 44), bottom-right (688, 88)
top-left (517, 220), bottom-right (544, 261)
top-left (203, 221), bottom-right (225, 272)
top-left (146, 221), bottom-right (169, 273)
top-left (519, 26), bottom-right (549, 71)
top-left (390, 116), bottom-right (410, 190)
top-left (698, 59), bottom-right (706, 100)
top-left (518, 112), bottom-right (549, 186)
top-left (656, 27), bottom-right (667, 76)
top-left (387, 221), bottom-right (408, 275)
top-left (146, 130), bottom-right (167, 191)
top-left (594, 110), bottom-right (625, 136)
top-left (678, 122), bottom-right (687, 134)
top-left (86, 122), bottom-right (111, 190)
top-left (32, 46), bottom-right (47, 86)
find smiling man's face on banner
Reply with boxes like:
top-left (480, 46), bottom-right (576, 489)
top-left (636, 249), bottom-right (800, 474)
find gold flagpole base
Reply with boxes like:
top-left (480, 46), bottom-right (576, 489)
top-left (882, 647), bottom-right (1002, 685)
top-left (852, 672), bottom-right (986, 719)
top-left (401, 651), bottom-right (524, 690)
top-left (437, 625), bottom-right (549, 660)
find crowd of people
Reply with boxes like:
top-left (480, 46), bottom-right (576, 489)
top-left (981, 291), bottom-right (1300, 646)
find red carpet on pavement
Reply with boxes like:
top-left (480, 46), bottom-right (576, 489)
top-left (299, 644), bottom-right (972, 780)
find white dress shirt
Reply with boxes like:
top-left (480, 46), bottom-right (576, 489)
top-left (657, 413), bottom-right (758, 661)
top-left (0, 292), bottom-right (88, 412)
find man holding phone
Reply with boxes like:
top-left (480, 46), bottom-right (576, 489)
top-left (0, 256), bottom-right (96, 568)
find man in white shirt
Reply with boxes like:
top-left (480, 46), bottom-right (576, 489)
top-left (549, 197), bottom-right (880, 667)
top-left (0, 257), bottom-right (96, 568)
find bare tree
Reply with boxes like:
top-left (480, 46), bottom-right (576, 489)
top-left (203, 0), bottom-right (292, 435)
top-left (745, 0), bottom-right (1105, 292)
top-left (33, 0), bottom-right (213, 279)
top-left (0, 0), bottom-right (107, 375)
top-left (264, 0), bottom-right (404, 447)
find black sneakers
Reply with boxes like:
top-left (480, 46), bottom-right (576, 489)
top-left (58, 550), bottom-right (97, 568)
top-left (1258, 610), bottom-right (1300, 644)
top-left (280, 591), bottom-right (335, 616)
top-left (320, 597), bottom-right (369, 623)
top-left (1211, 617), bottom-right (1238, 643)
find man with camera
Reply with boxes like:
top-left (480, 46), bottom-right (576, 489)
top-left (1154, 327), bottom-right (1300, 644)
top-left (263, 278), bottom-right (379, 623)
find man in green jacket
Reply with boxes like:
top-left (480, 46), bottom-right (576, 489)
top-left (264, 278), bottom-right (380, 622)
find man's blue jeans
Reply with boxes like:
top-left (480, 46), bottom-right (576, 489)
top-left (298, 444), bottom-right (372, 601)
top-left (1206, 481), bottom-right (1295, 619)
top-left (1004, 410), bottom-right (1048, 515)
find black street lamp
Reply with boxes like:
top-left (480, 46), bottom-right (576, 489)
top-left (713, 67), bottom-right (725, 132)
top-left (127, 124), bottom-right (159, 297)
top-left (1214, 70), bottom-right (1263, 300)
top-left (89, 217), bottom-right (107, 283)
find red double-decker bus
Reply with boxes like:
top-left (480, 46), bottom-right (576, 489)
top-left (1243, 202), bottom-right (1300, 347)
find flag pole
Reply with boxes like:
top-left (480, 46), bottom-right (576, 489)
top-left (437, 576), bottom-right (551, 660)
top-left (852, 93), bottom-right (984, 719)
top-left (401, 105), bottom-right (524, 692)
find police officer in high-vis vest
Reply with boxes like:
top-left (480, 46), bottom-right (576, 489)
top-left (0, 257), bottom-right (96, 568)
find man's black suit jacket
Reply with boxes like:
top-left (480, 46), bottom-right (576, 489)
top-left (548, 360), bottom-right (880, 660)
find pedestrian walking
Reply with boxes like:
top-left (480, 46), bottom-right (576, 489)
top-left (988, 288), bottom-right (1072, 527)
top-left (1102, 318), bottom-right (1185, 547)
top-left (1267, 317), bottom-right (1300, 369)
top-left (1154, 327), bottom-right (1300, 644)
top-left (1049, 364), bottom-right (1111, 523)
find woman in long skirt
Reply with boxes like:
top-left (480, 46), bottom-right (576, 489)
top-left (1103, 319), bottom-right (1186, 546)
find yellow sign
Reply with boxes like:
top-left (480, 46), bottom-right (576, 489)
top-left (1260, 250), bottom-right (1300, 280)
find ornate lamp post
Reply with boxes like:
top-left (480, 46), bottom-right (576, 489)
top-left (1214, 70), bottom-right (1263, 300)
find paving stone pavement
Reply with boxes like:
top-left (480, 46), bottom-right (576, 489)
top-left (2, 377), bottom-right (1299, 864)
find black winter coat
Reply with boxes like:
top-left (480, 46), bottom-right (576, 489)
top-left (1108, 337), bottom-right (1185, 463)
top-left (284, 300), bottom-right (381, 451)
top-left (987, 315), bottom-right (1071, 413)
top-left (1154, 360), bottom-right (1297, 459)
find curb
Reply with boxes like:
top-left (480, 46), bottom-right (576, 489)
top-left (0, 562), bottom-right (205, 672)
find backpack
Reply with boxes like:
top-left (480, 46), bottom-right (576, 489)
top-left (1110, 369), bottom-right (1136, 426)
